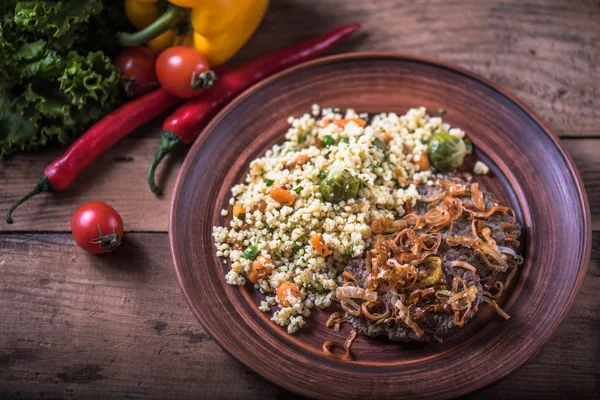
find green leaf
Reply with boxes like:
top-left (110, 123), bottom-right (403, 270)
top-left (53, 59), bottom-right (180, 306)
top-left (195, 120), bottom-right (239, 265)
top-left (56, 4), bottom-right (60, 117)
top-left (14, 40), bottom-right (46, 60)
top-left (0, 1), bottom-right (128, 159)
top-left (14, 0), bottom-right (103, 39)
top-left (0, 91), bottom-right (37, 158)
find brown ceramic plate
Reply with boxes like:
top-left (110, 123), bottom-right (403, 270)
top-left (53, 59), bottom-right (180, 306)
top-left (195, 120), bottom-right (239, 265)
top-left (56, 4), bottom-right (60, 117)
top-left (169, 53), bottom-right (591, 399)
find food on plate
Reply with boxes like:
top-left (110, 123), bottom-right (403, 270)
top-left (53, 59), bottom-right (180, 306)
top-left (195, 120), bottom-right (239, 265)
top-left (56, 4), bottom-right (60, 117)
top-left (213, 105), bottom-right (523, 345)
top-left (71, 202), bottom-right (124, 254)
top-left (428, 131), bottom-right (467, 172)
top-left (340, 178), bottom-right (522, 343)
top-left (213, 105), bottom-right (516, 339)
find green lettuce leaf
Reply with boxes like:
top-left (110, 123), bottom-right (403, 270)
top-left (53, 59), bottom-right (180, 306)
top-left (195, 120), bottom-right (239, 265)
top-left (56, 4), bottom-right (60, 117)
top-left (0, 1), bottom-right (131, 158)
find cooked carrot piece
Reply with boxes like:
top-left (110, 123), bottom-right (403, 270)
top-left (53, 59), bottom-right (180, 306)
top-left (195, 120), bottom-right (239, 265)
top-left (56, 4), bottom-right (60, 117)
top-left (248, 255), bottom-right (274, 283)
top-left (415, 154), bottom-right (431, 171)
top-left (322, 118), bottom-right (366, 128)
top-left (295, 154), bottom-right (308, 165)
top-left (277, 281), bottom-right (301, 306)
top-left (310, 233), bottom-right (332, 257)
top-left (269, 187), bottom-right (296, 206)
top-left (233, 203), bottom-right (246, 219)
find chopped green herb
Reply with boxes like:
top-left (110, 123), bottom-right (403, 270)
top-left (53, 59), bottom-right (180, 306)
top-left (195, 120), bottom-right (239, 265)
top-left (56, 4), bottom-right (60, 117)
top-left (237, 213), bottom-right (246, 222)
top-left (438, 108), bottom-right (446, 115)
top-left (348, 245), bottom-right (354, 254)
top-left (263, 178), bottom-right (274, 186)
top-left (421, 139), bottom-right (428, 145)
top-left (317, 170), bottom-right (327, 180)
top-left (293, 186), bottom-right (303, 194)
top-left (285, 149), bottom-right (294, 155)
top-left (298, 134), bottom-right (307, 143)
top-left (292, 245), bottom-right (302, 254)
top-left (339, 136), bottom-right (350, 144)
top-left (243, 246), bottom-right (260, 260)
top-left (325, 151), bottom-right (331, 159)
top-left (322, 135), bottom-right (335, 147)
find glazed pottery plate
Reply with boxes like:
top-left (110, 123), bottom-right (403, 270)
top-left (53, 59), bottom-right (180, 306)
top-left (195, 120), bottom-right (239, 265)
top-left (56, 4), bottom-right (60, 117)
top-left (169, 53), bottom-right (591, 399)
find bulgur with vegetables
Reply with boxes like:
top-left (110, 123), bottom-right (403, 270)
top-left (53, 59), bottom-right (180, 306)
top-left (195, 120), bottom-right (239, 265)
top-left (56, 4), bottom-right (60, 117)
top-left (213, 105), bottom-right (478, 333)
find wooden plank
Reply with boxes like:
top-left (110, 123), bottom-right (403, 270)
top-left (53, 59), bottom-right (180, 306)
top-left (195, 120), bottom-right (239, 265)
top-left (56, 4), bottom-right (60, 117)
top-left (0, 233), bottom-right (276, 399)
top-left (1, 136), bottom-right (598, 233)
top-left (0, 232), bottom-right (597, 399)
top-left (563, 140), bottom-right (600, 231)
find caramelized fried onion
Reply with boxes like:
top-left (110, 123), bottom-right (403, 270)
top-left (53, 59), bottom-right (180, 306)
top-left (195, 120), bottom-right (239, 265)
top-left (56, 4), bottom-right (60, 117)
top-left (483, 296), bottom-right (511, 319)
top-left (322, 341), bottom-right (350, 360)
top-left (361, 300), bottom-right (391, 321)
top-left (326, 312), bottom-right (346, 332)
top-left (327, 177), bottom-right (521, 348)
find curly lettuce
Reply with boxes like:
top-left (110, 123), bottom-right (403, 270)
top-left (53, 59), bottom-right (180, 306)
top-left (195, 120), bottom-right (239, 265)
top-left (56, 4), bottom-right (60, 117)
top-left (0, 1), bottom-right (131, 158)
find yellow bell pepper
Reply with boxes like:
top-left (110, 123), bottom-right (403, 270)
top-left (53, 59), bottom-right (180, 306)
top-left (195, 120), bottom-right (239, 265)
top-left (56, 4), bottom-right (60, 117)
top-left (170, 0), bottom-right (269, 66)
top-left (119, 0), bottom-right (269, 66)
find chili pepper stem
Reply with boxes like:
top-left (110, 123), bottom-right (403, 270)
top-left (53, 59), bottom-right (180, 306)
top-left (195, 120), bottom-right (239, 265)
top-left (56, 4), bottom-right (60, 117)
top-left (191, 70), bottom-right (217, 91)
top-left (148, 131), bottom-right (183, 195)
top-left (119, 4), bottom-right (188, 47)
top-left (5, 175), bottom-right (53, 224)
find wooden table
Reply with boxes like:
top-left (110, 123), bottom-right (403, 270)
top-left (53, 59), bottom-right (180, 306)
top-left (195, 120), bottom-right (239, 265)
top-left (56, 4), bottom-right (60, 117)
top-left (1, 1), bottom-right (598, 398)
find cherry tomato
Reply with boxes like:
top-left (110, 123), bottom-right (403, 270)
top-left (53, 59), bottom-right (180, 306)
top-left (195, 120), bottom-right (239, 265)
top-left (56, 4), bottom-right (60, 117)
top-left (156, 46), bottom-right (215, 98)
top-left (114, 47), bottom-right (157, 97)
top-left (71, 202), bottom-right (124, 254)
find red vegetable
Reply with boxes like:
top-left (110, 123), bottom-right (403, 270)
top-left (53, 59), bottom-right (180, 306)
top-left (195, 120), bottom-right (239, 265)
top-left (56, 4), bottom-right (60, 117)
top-left (71, 202), bottom-right (124, 254)
top-left (156, 46), bottom-right (216, 98)
top-left (147, 23), bottom-right (360, 194)
top-left (114, 46), bottom-right (158, 97)
top-left (5, 89), bottom-right (181, 224)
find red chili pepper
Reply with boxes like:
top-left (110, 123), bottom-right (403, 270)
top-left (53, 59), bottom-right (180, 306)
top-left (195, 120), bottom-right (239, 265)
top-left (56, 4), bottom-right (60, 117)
top-left (5, 88), bottom-right (181, 224)
top-left (147, 23), bottom-right (360, 194)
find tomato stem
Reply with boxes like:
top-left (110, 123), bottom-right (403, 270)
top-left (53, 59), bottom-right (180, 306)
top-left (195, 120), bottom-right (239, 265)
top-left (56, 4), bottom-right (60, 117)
top-left (190, 70), bottom-right (217, 91)
top-left (118, 4), bottom-right (188, 47)
top-left (5, 175), bottom-right (53, 224)
top-left (147, 131), bottom-right (183, 195)
top-left (89, 224), bottom-right (121, 252)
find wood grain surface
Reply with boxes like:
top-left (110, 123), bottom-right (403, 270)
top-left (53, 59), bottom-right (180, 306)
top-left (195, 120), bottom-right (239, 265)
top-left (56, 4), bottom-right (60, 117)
top-left (1, 0), bottom-right (598, 398)
top-left (170, 53), bottom-right (590, 399)
top-left (1, 232), bottom-right (598, 399)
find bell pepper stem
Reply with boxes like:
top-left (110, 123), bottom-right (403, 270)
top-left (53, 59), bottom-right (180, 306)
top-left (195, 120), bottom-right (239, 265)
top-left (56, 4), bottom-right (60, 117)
top-left (6, 175), bottom-right (53, 224)
top-left (148, 131), bottom-right (183, 195)
top-left (191, 70), bottom-right (217, 91)
top-left (119, 4), bottom-right (188, 47)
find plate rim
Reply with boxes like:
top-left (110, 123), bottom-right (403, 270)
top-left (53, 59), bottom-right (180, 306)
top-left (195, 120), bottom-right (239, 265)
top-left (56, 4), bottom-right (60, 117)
top-left (169, 52), bottom-right (592, 399)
